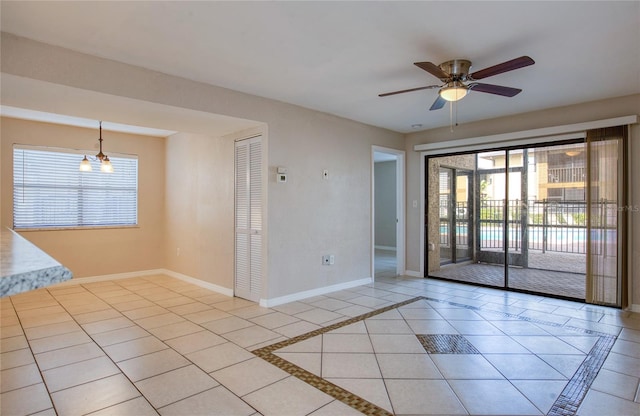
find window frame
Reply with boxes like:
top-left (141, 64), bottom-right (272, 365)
top-left (12, 144), bottom-right (139, 231)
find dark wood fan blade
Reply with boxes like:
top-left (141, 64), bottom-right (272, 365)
top-left (429, 95), bottom-right (447, 111)
top-left (378, 85), bottom-right (439, 97)
top-left (468, 83), bottom-right (522, 97)
top-left (469, 56), bottom-right (535, 80)
top-left (414, 62), bottom-right (450, 80)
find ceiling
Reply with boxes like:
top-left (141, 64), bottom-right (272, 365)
top-left (1, 1), bottom-right (639, 134)
top-left (0, 105), bottom-right (177, 137)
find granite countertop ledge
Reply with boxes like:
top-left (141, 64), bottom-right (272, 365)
top-left (1, 227), bottom-right (72, 297)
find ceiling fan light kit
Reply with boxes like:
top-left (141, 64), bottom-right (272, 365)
top-left (439, 81), bottom-right (468, 102)
top-left (379, 55), bottom-right (535, 111)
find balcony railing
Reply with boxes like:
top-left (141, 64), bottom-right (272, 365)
top-left (440, 199), bottom-right (616, 255)
top-left (548, 167), bottom-right (585, 183)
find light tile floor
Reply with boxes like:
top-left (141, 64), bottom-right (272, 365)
top-left (0, 273), bottom-right (638, 416)
top-left (374, 249), bottom-right (397, 279)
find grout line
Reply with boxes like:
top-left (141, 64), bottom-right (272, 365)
top-left (548, 334), bottom-right (617, 416)
top-left (253, 293), bottom-right (620, 416)
top-left (40, 285), bottom-right (157, 412)
top-left (366, 313), bottom-right (397, 415)
top-left (252, 297), bottom-right (423, 416)
top-left (5, 275), bottom-right (630, 416)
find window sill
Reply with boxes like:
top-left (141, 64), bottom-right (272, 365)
top-left (14, 225), bottom-right (140, 232)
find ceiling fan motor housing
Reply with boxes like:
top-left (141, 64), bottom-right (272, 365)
top-left (439, 59), bottom-right (471, 81)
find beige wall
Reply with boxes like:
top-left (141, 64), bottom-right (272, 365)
top-left (12, 35), bottom-right (636, 307)
top-left (0, 117), bottom-right (166, 278)
top-left (164, 131), bottom-right (236, 290)
top-left (1, 34), bottom-right (405, 301)
top-left (265, 110), bottom-right (403, 299)
top-left (405, 94), bottom-right (640, 308)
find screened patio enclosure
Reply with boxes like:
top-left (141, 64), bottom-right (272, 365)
top-left (426, 128), bottom-right (627, 307)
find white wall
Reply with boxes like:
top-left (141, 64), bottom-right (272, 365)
top-left (265, 110), bottom-right (403, 299)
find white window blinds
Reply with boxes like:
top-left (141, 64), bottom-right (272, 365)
top-left (13, 146), bottom-right (138, 229)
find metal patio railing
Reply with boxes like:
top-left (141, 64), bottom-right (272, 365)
top-left (440, 199), bottom-right (617, 255)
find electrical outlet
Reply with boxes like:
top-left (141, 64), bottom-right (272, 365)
top-left (329, 255), bottom-right (335, 265)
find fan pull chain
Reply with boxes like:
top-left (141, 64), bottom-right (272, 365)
top-left (450, 101), bottom-right (454, 132)
top-left (449, 99), bottom-right (460, 132)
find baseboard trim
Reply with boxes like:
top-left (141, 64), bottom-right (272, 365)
top-left (375, 245), bottom-right (397, 251)
top-left (404, 270), bottom-right (422, 278)
top-left (631, 304), bottom-right (640, 313)
top-left (162, 269), bottom-right (234, 297)
top-left (259, 277), bottom-right (373, 308)
top-left (53, 268), bottom-right (234, 298)
top-left (53, 269), bottom-right (166, 286)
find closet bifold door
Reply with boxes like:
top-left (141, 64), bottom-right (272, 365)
top-left (235, 136), bottom-right (262, 302)
top-left (585, 126), bottom-right (627, 307)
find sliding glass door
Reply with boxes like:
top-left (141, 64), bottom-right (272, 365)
top-left (426, 132), bottom-right (627, 307)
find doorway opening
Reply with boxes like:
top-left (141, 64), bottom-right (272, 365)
top-left (438, 166), bottom-right (474, 266)
top-left (372, 147), bottom-right (405, 280)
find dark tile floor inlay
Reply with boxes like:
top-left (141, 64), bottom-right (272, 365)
top-left (416, 334), bottom-right (481, 354)
top-left (547, 334), bottom-right (617, 416)
top-left (254, 295), bottom-right (618, 416)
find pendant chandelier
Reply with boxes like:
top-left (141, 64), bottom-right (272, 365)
top-left (79, 121), bottom-right (114, 173)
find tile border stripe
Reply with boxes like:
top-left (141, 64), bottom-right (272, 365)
top-left (253, 296), bottom-right (424, 416)
top-left (254, 296), bottom-right (424, 355)
top-left (254, 349), bottom-right (393, 416)
top-left (547, 334), bottom-right (617, 416)
top-left (253, 295), bottom-right (618, 416)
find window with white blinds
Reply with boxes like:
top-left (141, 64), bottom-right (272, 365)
top-left (13, 145), bottom-right (138, 229)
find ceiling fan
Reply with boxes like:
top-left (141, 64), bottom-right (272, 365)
top-left (379, 56), bottom-right (535, 110)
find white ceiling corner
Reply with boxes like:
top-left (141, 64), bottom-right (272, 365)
top-left (0, 106), bottom-right (177, 137)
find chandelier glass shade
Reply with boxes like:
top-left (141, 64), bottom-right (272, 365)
top-left (79, 121), bottom-right (114, 173)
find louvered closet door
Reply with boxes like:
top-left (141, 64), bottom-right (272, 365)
top-left (235, 136), bottom-right (262, 302)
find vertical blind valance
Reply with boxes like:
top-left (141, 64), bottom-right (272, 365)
top-left (13, 146), bottom-right (138, 229)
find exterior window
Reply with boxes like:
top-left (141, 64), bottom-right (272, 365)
top-left (13, 145), bottom-right (138, 229)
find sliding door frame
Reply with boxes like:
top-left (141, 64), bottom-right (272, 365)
top-left (418, 116), bottom-right (636, 306)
